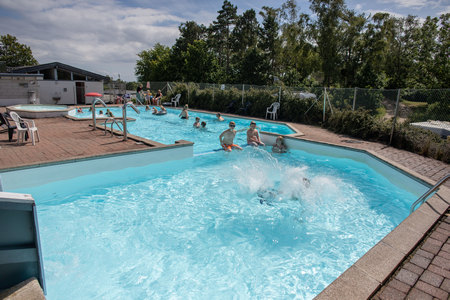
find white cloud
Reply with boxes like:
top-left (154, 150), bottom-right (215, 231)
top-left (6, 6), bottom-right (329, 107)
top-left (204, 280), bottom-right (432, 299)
top-left (0, 0), bottom-right (185, 81)
top-left (377, 0), bottom-right (441, 9)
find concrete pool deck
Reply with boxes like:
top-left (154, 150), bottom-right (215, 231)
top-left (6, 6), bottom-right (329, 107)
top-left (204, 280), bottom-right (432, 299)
top-left (0, 106), bottom-right (449, 299)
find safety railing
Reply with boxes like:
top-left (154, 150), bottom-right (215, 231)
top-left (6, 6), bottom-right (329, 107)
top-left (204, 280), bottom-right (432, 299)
top-left (410, 174), bottom-right (450, 214)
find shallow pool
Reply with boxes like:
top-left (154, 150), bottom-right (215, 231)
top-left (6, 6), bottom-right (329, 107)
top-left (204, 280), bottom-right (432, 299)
top-left (72, 107), bottom-right (295, 153)
top-left (11, 148), bottom-right (417, 299)
top-left (11, 104), bottom-right (69, 111)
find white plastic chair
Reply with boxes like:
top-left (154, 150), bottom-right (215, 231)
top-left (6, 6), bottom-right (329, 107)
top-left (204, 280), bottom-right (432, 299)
top-left (265, 102), bottom-right (280, 120)
top-left (9, 112), bottom-right (40, 145)
top-left (171, 94), bottom-right (181, 107)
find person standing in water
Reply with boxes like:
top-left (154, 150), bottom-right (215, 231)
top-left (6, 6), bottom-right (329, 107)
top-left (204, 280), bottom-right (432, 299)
top-left (179, 104), bottom-right (189, 119)
top-left (219, 121), bottom-right (246, 152)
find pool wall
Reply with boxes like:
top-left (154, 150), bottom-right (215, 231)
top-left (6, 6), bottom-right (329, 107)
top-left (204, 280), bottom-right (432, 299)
top-left (260, 132), bottom-right (431, 197)
top-left (0, 142), bottom-right (193, 191)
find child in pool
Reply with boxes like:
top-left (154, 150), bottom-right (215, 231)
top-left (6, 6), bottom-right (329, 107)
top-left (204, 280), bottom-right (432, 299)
top-left (193, 117), bottom-right (200, 128)
top-left (272, 136), bottom-right (287, 153)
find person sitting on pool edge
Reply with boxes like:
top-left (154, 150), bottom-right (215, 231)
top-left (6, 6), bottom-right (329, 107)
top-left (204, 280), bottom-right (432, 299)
top-left (179, 104), bottom-right (189, 119)
top-left (272, 136), bottom-right (287, 153)
top-left (193, 117), bottom-right (201, 128)
top-left (219, 121), bottom-right (246, 152)
top-left (247, 121), bottom-right (264, 147)
top-left (216, 113), bottom-right (224, 121)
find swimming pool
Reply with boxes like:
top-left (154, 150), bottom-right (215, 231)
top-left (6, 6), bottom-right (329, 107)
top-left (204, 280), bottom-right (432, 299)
top-left (7, 146), bottom-right (425, 299)
top-left (70, 107), bottom-right (295, 153)
top-left (7, 104), bottom-right (73, 118)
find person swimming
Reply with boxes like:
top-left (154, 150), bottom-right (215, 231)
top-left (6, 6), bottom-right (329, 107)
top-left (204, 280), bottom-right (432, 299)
top-left (193, 117), bottom-right (200, 128)
top-left (216, 113), bottom-right (224, 121)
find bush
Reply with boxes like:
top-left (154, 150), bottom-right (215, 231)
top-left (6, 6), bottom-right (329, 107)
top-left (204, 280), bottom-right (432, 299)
top-left (324, 109), bottom-right (449, 163)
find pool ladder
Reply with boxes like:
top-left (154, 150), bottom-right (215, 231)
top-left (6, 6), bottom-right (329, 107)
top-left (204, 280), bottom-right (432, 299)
top-left (410, 173), bottom-right (450, 214)
top-left (104, 117), bottom-right (123, 136)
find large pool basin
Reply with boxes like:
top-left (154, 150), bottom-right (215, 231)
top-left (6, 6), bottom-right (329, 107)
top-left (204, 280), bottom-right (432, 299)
top-left (7, 104), bottom-right (74, 118)
top-left (1, 135), bottom-right (431, 299)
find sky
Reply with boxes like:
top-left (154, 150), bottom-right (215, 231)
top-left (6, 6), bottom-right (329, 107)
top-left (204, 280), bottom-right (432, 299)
top-left (1, 0), bottom-right (448, 82)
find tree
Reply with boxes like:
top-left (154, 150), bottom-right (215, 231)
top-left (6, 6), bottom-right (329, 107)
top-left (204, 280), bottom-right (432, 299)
top-left (182, 40), bottom-right (220, 83)
top-left (208, 0), bottom-right (237, 82)
top-left (279, 0), bottom-right (318, 85)
top-left (310, 0), bottom-right (346, 86)
top-left (0, 34), bottom-right (38, 67)
top-left (338, 9), bottom-right (366, 87)
top-left (382, 15), bottom-right (419, 88)
top-left (237, 47), bottom-right (269, 85)
top-left (355, 13), bottom-right (392, 88)
top-left (259, 6), bottom-right (281, 84)
top-left (135, 43), bottom-right (171, 82)
top-left (168, 21), bottom-right (207, 81)
top-left (435, 13), bottom-right (449, 88)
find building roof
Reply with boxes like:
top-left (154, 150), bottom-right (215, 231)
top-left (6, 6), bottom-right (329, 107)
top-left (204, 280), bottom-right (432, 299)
top-left (11, 62), bottom-right (107, 81)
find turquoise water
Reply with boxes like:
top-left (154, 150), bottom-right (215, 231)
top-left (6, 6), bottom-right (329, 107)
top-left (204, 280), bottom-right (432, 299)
top-left (12, 148), bottom-right (416, 299)
top-left (72, 106), bottom-right (294, 153)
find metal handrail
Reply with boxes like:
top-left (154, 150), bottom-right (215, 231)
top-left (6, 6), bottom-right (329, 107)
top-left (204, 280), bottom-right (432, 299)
top-left (103, 117), bottom-right (123, 136)
top-left (410, 174), bottom-right (450, 214)
top-left (91, 97), bottom-right (107, 130)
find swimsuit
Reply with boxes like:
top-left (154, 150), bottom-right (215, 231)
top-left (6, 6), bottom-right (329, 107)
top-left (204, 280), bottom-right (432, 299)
top-left (222, 143), bottom-right (239, 151)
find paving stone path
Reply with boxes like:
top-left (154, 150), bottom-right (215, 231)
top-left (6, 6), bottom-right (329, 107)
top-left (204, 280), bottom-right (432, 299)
top-left (372, 210), bottom-right (450, 300)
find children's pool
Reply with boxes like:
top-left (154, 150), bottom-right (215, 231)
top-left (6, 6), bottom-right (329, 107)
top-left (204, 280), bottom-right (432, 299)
top-left (9, 147), bottom-right (421, 299)
top-left (71, 107), bottom-right (295, 153)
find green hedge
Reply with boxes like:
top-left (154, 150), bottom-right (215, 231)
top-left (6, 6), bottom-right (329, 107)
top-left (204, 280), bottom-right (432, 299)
top-left (324, 109), bottom-right (449, 163)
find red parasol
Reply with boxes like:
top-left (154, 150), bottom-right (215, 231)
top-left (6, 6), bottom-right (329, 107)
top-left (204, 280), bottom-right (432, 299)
top-left (85, 92), bottom-right (102, 97)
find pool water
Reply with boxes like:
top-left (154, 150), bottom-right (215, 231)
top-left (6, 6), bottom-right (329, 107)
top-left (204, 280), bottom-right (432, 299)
top-left (73, 107), bottom-right (295, 153)
top-left (13, 148), bottom-right (415, 299)
top-left (11, 104), bottom-right (69, 111)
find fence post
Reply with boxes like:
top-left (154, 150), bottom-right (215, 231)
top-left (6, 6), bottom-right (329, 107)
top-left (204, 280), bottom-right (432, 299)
top-left (187, 83), bottom-right (190, 105)
top-left (389, 89), bottom-right (401, 146)
top-left (353, 87), bottom-right (357, 111)
top-left (242, 84), bottom-right (245, 106)
top-left (323, 87), bottom-right (327, 122)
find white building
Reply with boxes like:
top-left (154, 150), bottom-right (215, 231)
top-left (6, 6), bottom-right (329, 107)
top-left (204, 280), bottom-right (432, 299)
top-left (1, 62), bottom-right (107, 106)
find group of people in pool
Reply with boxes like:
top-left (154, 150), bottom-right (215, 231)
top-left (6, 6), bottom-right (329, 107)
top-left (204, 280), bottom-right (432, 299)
top-left (142, 103), bottom-right (288, 153)
top-left (219, 120), bottom-right (287, 153)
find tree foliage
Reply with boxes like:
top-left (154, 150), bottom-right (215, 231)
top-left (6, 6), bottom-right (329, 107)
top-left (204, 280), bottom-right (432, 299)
top-left (135, 1), bottom-right (449, 89)
top-left (0, 34), bottom-right (38, 68)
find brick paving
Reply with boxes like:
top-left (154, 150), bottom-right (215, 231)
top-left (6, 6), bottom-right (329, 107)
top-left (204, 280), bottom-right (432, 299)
top-left (0, 114), bottom-right (152, 170)
top-left (373, 211), bottom-right (450, 300)
top-left (1, 108), bottom-right (449, 298)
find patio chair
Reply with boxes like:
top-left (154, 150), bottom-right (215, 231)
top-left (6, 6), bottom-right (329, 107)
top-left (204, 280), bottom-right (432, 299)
top-left (265, 102), bottom-right (280, 120)
top-left (238, 101), bottom-right (251, 116)
top-left (0, 112), bottom-right (17, 142)
top-left (171, 94), bottom-right (181, 107)
top-left (9, 112), bottom-right (40, 145)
